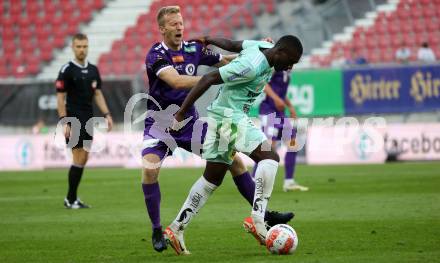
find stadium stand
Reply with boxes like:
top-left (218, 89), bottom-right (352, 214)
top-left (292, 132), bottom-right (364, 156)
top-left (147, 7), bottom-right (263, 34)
top-left (2, 0), bottom-right (437, 78)
top-left (97, 0), bottom-right (258, 76)
top-left (0, 0), bottom-right (105, 78)
top-left (306, 0), bottom-right (440, 67)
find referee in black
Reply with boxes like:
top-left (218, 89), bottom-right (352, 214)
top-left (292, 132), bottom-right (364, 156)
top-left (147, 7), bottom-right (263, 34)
top-left (56, 33), bottom-right (113, 209)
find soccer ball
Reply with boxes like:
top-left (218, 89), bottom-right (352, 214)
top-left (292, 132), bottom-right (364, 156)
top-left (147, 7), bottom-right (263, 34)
top-left (265, 224), bottom-right (298, 254)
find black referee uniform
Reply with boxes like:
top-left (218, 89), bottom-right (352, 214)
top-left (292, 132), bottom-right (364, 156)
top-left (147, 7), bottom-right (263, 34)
top-left (56, 60), bottom-right (102, 148)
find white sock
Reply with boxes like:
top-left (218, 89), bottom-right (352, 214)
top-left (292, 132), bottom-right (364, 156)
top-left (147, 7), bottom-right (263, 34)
top-left (171, 176), bottom-right (217, 231)
top-left (252, 159), bottom-right (279, 222)
top-left (284, 178), bottom-right (295, 185)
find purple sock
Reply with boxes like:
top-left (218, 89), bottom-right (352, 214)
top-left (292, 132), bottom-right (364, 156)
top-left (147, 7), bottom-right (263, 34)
top-left (233, 171), bottom-right (255, 206)
top-left (284, 151), bottom-right (297, 180)
top-left (142, 183), bottom-right (161, 230)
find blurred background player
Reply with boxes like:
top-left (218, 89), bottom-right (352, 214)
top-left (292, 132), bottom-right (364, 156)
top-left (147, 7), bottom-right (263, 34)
top-left (166, 35), bottom-right (303, 255)
top-left (56, 33), bottom-right (113, 209)
top-left (142, 6), bottom-right (293, 253)
top-left (253, 70), bottom-right (309, 192)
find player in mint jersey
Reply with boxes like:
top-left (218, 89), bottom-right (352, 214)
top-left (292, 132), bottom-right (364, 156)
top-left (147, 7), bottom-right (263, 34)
top-left (141, 6), bottom-right (293, 253)
top-left (253, 70), bottom-right (309, 192)
top-left (165, 35), bottom-right (303, 254)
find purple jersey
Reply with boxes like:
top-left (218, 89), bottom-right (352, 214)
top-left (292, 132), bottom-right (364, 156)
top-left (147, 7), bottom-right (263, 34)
top-left (142, 41), bottom-right (221, 155)
top-left (259, 70), bottom-right (290, 117)
top-left (145, 41), bottom-right (222, 121)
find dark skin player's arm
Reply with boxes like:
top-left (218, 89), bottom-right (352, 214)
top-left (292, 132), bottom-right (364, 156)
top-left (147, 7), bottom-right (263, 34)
top-left (198, 36), bottom-right (244, 53)
top-left (174, 70), bottom-right (223, 124)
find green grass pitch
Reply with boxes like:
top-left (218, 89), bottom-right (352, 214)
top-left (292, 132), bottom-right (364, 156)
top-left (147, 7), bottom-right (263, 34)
top-left (0, 162), bottom-right (439, 262)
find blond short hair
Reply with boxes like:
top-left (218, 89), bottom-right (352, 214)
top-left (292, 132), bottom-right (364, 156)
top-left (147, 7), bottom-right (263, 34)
top-left (156, 6), bottom-right (181, 26)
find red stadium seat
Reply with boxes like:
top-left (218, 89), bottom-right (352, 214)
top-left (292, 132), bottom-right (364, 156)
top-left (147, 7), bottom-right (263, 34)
top-left (411, 7), bottom-right (423, 19)
top-left (434, 48), bottom-right (440, 60)
top-left (426, 19), bottom-right (439, 32)
top-left (2, 28), bottom-right (15, 42)
top-left (93, 0), bottom-right (105, 9)
top-left (21, 41), bottom-right (35, 55)
top-left (244, 14), bottom-right (254, 27)
top-left (387, 23), bottom-right (400, 35)
top-left (18, 17), bottom-right (32, 28)
top-left (252, 3), bottom-right (262, 15)
top-left (66, 23), bottom-right (79, 35)
top-left (422, 7), bottom-right (436, 18)
top-left (111, 63), bottom-right (125, 75)
top-left (53, 36), bottom-right (66, 48)
top-left (50, 15), bottom-right (64, 28)
top-left (403, 34), bottom-right (416, 47)
top-left (381, 48), bottom-right (394, 63)
top-left (44, 3), bottom-right (57, 17)
top-left (266, 0), bottom-right (276, 14)
top-left (391, 37), bottom-right (403, 49)
top-left (18, 28), bottom-right (33, 41)
top-left (97, 0), bottom-right (253, 76)
top-left (1, 0), bottom-right (107, 78)
top-left (3, 42), bottom-right (16, 54)
top-left (10, 2), bottom-right (22, 16)
top-left (374, 22), bottom-right (387, 35)
top-left (231, 15), bottom-right (241, 28)
top-left (413, 19), bottom-right (426, 33)
top-left (367, 49), bottom-right (381, 63)
top-left (365, 37), bottom-right (377, 49)
top-left (378, 37), bottom-right (389, 49)
top-left (33, 16), bottom-right (46, 29)
top-left (36, 27), bottom-right (51, 43)
top-left (415, 33), bottom-right (429, 46)
top-left (26, 55), bottom-right (41, 74)
top-left (397, 8), bottom-right (410, 20)
top-left (401, 21), bottom-right (413, 33)
top-left (352, 27), bottom-right (365, 40)
top-left (27, 2), bottom-right (40, 14)
top-left (79, 9), bottom-right (92, 22)
top-left (330, 41), bottom-right (343, 53)
top-left (2, 16), bottom-right (15, 29)
top-left (428, 34), bottom-right (440, 46)
top-left (223, 27), bottom-right (233, 38)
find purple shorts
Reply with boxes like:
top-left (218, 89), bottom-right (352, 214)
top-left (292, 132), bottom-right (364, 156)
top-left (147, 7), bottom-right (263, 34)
top-left (260, 114), bottom-right (296, 141)
top-left (141, 118), bottom-right (207, 160)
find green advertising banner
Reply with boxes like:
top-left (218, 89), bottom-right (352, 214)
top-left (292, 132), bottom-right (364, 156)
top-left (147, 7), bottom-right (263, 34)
top-left (249, 69), bottom-right (344, 117)
top-left (288, 69), bottom-right (344, 117)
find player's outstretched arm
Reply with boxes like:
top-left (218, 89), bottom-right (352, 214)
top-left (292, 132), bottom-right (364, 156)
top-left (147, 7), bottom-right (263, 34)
top-left (214, 54), bottom-right (239, 67)
top-left (264, 83), bottom-right (286, 112)
top-left (205, 36), bottom-right (243, 53)
top-left (175, 69), bottom-right (224, 120)
top-left (284, 97), bottom-right (297, 119)
top-left (158, 67), bottom-right (202, 89)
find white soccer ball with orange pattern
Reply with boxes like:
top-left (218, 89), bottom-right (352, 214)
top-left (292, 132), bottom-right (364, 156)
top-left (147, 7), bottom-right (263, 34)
top-left (265, 224), bottom-right (298, 254)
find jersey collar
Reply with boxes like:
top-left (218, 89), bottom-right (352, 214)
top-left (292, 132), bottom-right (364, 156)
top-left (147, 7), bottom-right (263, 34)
top-left (161, 41), bottom-right (183, 51)
top-left (71, 59), bottom-right (88, 68)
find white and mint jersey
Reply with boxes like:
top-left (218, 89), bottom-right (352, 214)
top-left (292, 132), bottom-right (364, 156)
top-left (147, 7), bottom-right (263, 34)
top-left (208, 40), bottom-right (274, 115)
top-left (202, 40), bottom-right (273, 164)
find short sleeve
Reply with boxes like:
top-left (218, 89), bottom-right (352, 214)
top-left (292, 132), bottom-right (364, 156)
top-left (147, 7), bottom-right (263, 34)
top-left (55, 63), bottom-right (69, 92)
top-left (219, 59), bottom-right (255, 85)
top-left (146, 50), bottom-right (173, 76)
top-left (199, 45), bottom-right (222, 66)
top-left (242, 40), bottom-right (274, 50)
top-left (95, 67), bottom-right (102, 89)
